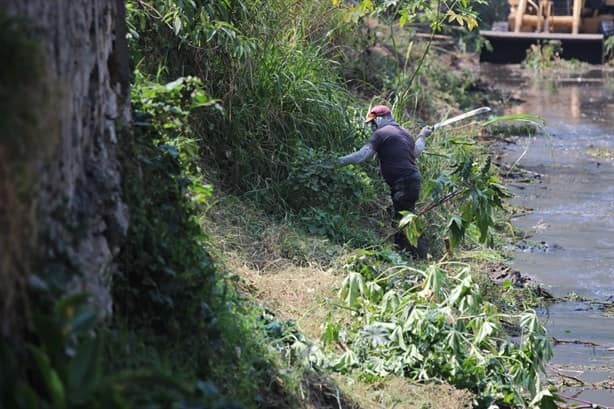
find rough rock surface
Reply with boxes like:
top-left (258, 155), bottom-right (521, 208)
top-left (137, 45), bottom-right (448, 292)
top-left (1, 0), bottom-right (131, 321)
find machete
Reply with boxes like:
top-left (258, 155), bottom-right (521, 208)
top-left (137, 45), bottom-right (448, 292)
top-left (414, 107), bottom-right (491, 156)
top-left (432, 106), bottom-right (491, 130)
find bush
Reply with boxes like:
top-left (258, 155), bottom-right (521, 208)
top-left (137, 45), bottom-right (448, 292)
top-left (284, 144), bottom-right (375, 210)
top-left (114, 72), bottom-right (216, 331)
top-left (283, 144), bottom-right (386, 244)
top-left (522, 40), bottom-right (562, 71)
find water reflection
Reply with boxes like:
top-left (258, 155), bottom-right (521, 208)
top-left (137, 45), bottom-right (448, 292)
top-left (481, 64), bottom-right (614, 407)
top-left (485, 65), bottom-right (614, 129)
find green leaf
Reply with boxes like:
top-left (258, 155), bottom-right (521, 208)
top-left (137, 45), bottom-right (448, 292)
top-left (361, 323), bottom-right (394, 347)
top-left (29, 346), bottom-right (66, 409)
top-left (390, 325), bottom-right (408, 351)
top-left (446, 215), bottom-right (465, 248)
top-left (529, 388), bottom-right (564, 409)
top-left (68, 305), bottom-right (98, 336)
top-left (445, 329), bottom-right (463, 353)
top-left (474, 321), bottom-right (496, 345)
top-left (420, 265), bottom-right (447, 300)
top-left (481, 113), bottom-right (545, 128)
top-left (381, 290), bottom-right (401, 314)
top-left (339, 272), bottom-right (365, 308)
top-left (365, 281), bottom-right (383, 303)
top-left (321, 322), bottom-right (340, 344)
top-left (165, 77), bottom-right (184, 91)
top-left (399, 211), bottom-right (424, 247)
top-left (173, 14), bottom-right (182, 35)
top-left (67, 337), bottom-right (101, 404)
top-left (333, 350), bottom-right (359, 370)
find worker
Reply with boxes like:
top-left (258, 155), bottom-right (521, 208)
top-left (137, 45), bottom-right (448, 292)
top-left (337, 105), bottom-right (432, 257)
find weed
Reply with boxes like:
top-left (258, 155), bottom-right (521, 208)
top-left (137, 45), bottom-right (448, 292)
top-left (285, 144), bottom-right (376, 211)
top-left (522, 40), bottom-right (588, 73)
top-left (128, 0), bottom-right (358, 193)
top-left (523, 41), bottom-right (563, 72)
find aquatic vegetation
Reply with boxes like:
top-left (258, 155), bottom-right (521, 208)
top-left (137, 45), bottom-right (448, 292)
top-left (523, 40), bottom-right (563, 72)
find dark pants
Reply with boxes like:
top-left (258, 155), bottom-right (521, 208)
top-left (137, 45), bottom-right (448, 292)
top-left (390, 173), bottom-right (426, 258)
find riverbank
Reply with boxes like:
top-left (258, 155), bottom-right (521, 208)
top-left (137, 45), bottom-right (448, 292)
top-left (482, 62), bottom-right (614, 408)
top-left (1, 3), bottom-right (568, 407)
top-left (201, 57), bottom-right (565, 408)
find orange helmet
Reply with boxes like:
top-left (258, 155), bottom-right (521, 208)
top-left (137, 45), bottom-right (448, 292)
top-left (364, 105), bottom-right (392, 123)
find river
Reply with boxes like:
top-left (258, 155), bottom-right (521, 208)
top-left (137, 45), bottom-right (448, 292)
top-left (481, 64), bottom-right (614, 407)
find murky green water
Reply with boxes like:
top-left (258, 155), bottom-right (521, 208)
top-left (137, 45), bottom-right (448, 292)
top-left (481, 64), bottom-right (614, 407)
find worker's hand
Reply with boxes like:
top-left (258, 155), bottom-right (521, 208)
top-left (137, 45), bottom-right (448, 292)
top-left (418, 125), bottom-right (433, 139)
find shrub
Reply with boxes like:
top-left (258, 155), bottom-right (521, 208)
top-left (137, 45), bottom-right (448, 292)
top-left (522, 40), bottom-right (563, 71)
top-left (115, 72), bottom-right (216, 330)
top-left (284, 144), bottom-right (375, 210)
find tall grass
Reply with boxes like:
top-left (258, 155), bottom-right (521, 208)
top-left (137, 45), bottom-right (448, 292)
top-left (195, 43), bottom-right (357, 190)
top-left (128, 0), bottom-right (361, 195)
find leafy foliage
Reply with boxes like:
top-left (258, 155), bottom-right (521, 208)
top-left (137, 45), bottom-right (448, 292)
top-left (127, 0), bottom-right (357, 193)
top-left (114, 49), bottom-right (310, 409)
top-left (523, 40), bottom-right (563, 71)
top-left (115, 72), bottom-right (216, 329)
top-left (330, 261), bottom-right (554, 407)
top-left (284, 144), bottom-right (383, 243)
top-left (0, 295), bottom-right (241, 409)
top-left (401, 150), bottom-right (510, 253)
top-left (284, 138), bottom-right (371, 214)
top-left (338, 0), bottom-right (482, 32)
top-left (399, 211), bottom-right (425, 247)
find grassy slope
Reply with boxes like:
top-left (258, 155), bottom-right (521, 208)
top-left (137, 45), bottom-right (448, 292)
top-left (117, 3), bottom-right (552, 407)
top-left (200, 56), bottom-right (538, 408)
top-left (205, 192), bottom-right (477, 409)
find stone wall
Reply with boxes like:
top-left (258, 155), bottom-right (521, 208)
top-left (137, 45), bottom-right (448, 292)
top-left (0, 0), bottom-right (131, 331)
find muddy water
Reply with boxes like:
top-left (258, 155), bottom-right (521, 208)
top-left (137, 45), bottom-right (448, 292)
top-left (481, 64), bottom-right (614, 406)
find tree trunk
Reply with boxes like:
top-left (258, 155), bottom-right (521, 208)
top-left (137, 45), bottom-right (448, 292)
top-left (0, 0), bottom-right (130, 336)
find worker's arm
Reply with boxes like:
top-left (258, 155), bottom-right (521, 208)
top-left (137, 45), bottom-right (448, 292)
top-left (337, 144), bottom-right (375, 166)
top-left (414, 126), bottom-right (433, 157)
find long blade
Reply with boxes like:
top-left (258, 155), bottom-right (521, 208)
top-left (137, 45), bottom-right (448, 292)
top-left (433, 107), bottom-right (491, 130)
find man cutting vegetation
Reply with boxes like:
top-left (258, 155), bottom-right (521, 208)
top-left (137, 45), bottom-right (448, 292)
top-left (337, 105), bottom-right (432, 257)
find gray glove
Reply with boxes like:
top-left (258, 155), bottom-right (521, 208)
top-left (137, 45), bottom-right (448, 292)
top-left (414, 126), bottom-right (433, 157)
top-left (418, 125), bottom-right (433, 139)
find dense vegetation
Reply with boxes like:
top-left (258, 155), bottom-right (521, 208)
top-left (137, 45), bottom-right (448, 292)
top-left (2, 1), bottom-right (562, 408)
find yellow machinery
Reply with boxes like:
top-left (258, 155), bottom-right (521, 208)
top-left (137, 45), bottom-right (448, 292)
top-left (480, 0), bottom-right (614, 63)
